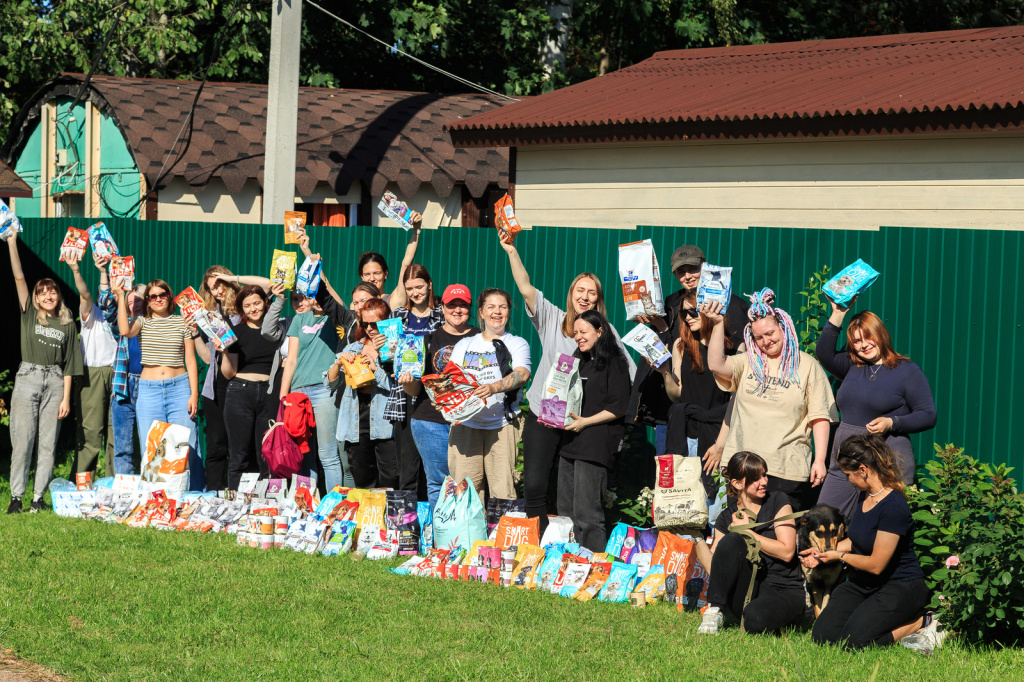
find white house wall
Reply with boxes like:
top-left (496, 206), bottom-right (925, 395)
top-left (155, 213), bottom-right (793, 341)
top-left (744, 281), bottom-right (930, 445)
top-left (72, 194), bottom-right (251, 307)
top-left (513, 134), bottom-right (1024, 231)
top-left (372, 184), bottom-right (462, 230)
top-left (158, 177), bottom-right (263, 223)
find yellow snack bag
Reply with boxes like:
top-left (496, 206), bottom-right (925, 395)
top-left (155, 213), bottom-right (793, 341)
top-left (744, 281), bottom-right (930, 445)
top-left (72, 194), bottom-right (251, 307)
top-left (270, 249), bottom-right (297, 289)
top-left (342, 355), bottom-right (375, 388)
top-left (284, 211), bottom-right (306, 245)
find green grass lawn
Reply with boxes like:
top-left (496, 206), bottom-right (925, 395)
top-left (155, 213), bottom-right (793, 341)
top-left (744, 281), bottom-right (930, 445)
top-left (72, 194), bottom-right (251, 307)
top-left (2, 513), bottom-right (1023, 681)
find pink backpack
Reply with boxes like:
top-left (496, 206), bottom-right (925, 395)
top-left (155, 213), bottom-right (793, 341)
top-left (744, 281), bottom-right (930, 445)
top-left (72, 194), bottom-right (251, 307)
top-left (262, 402), bottom-right (304, 478)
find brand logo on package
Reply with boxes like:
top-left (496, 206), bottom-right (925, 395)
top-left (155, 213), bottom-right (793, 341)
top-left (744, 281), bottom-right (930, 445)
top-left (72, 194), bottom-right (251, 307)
top-left (657, 456), bottom-right (675, 489)
top-left (623, 269), bottom-right (639, 283)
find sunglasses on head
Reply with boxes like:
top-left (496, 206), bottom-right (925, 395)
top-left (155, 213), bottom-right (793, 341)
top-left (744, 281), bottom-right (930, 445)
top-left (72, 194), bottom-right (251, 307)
top-left (148, 292), bottom-right (169, 300)
top-left (681, 307), bottom-right (699, 319)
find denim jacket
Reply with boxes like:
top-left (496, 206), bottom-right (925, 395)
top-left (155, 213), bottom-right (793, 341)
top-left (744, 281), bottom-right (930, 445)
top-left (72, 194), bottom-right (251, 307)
top-left (324, 341), bottom-right (394, 443)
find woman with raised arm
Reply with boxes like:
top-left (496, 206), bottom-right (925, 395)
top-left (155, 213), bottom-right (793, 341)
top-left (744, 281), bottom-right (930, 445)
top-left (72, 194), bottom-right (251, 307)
top-left (6, 233), bottom-right (82, 514)
top-left (358, 210), bottom-right (422, 309)
top-left (498, 234), bottom-right (635, 528)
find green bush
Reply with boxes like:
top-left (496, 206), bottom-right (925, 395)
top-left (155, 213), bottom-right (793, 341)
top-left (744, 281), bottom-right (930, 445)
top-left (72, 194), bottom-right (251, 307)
top-left (907, 444), bottom-right (1024, 645)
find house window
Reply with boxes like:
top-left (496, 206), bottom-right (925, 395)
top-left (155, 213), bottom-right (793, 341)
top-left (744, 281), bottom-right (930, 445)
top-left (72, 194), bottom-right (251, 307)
top-left (294, 202), bottom-right (349, 227)
top-left (461, 185), bottom-right (506, 227)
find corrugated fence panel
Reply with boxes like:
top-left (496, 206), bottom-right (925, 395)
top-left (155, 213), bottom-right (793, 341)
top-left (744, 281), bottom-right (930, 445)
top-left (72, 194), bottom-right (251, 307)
top-left (14, 218), bottom-right (1020, 474)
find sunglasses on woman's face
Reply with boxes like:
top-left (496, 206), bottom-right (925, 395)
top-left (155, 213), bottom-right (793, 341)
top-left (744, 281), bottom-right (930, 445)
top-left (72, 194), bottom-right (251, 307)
top-left (148, 292), bottom-right (169, 301)
top-left (681, 307), bottom-right (699, 319)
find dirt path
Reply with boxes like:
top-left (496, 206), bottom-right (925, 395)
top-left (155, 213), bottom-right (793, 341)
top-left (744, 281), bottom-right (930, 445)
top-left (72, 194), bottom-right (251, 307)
top-left (0, 650), bottom-right (69, 682)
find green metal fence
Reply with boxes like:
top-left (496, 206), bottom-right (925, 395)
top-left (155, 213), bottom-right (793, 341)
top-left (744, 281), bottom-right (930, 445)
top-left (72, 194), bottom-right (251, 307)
top-left (10, 217), bottom-right (1017, 473)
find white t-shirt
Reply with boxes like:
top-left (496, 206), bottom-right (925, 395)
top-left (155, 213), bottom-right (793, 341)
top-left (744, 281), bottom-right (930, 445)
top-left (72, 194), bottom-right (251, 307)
top-left (80, 303), bottom-right (117, 367)
top-left (449, 332), bottom-right (532, 430)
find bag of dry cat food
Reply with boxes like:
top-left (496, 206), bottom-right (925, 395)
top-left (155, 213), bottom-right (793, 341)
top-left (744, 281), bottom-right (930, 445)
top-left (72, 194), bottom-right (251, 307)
top-left (141, 421), bottom-right (191, 497)
top-left (284, 211), bottom-right (306, 245)
top-left (88, 222), bottom-right (119, 260)
top-left (653, 454), bottom-right (709, 531)
top-left (618, 239), bottom-right (665, 320)
top-left (342, 355), bottom-right (375, 389)
top-left (109, 256), bottom-right (135, 291)
top-left (378, 191), bottom-right (416, 231)
top-left (270, 249), bottom-right (297, 289)
top-left (59, 227), bottom-right (89, 262)
top-left (537, 353), bottom-right (583, 429)
top-left (622, 324), bottom-right (671, 368)
top-left (493, 194), bottom-right (521, 243)
top-left (695, 263), bottom-right (732, 313)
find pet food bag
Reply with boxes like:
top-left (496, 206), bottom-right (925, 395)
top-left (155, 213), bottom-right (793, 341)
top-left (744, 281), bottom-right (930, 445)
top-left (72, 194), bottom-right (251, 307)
top-left (141, 420), bottom-right (192, 497)
top-left (341, 355), bottom-right (376, 388)
top-left (174, 287), bottom-right (206, 322)
top-left (618, 239), bottom-right (665, 321)
top-left (536, 550), bottom-right (565, 593)
top-left (59, 227), bottom-right (89, 262)
top-left (295, 256), bottom-right (322, 298)
top-left (512, 544), bottom-right (546, 589)
top-left (378, 190), bottom-right (415, 230)
top-left (376, 318), bottom-right (404, 363)
top-left (572, 562), bottom-right (612, 602)
top-left (653, 454), bottom-right (709, 531)
top-left (540, 516), bottom-right (575, 546)
top-left (87, 222), bottom-right (119, 260)
top-left (432, 477), bottom-right (487, 555)
top-left (417, 501), bottom-right (433, 555)
top-left (651, 532), bottom-right (696, 584)
top-left (634, 564), bottom-right (667, 604)
top-left (356, 491), bottom-right (387, 529)
top-left (109, 256), bottom-right (135, 291)
top-left (559, 562), bottom-right (593, 598)
top-left (396, 334), bottom-right (425, 379)
top-left (823, 259), bottom-right (880, 307)
top-left (619, 526), bottom-right (640, 564)
top-left (537, 353), bottom-right (583, 429)
top-left (695, 264), bottom-right (732, 313)
top-left (386, 490), bottom-right (420, 555)
top-left (622, 324), bottom-right (671, 368)
top-left (194, 309), bottom-right (238, 350)
top-left (421, 362), bottom-right (487, 425)
top-left (605, 522), bottom-right (630, 557)
top-left (270, 249), bottom-right (297, 289)
top-left (486, 497), bottom-right (527, 536)
top-left (494, 515), bottom-right (540, 549)
top-left (598, 562), bottom-right (639, 603)
top-left (0, 199), bottom-right (23, 241)
top-left (283, 210), bottom-right (306, 245)
top-left (682, 555), bottom-right (710, 611)
top-left (493, 194), bottom-right (521, 243)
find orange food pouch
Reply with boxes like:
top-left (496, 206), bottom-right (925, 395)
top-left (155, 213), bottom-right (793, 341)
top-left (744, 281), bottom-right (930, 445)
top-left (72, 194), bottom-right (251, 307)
top-left (651, 531), bottom-right (696, 583)
top-left (493, 194), bottom-right (521, 243)
top-left (284, 211), bottom-right (306, 245)
top-left (494, 516), bottom-right (540, 549)
top-left (342, 355), bottom-right (376, 388)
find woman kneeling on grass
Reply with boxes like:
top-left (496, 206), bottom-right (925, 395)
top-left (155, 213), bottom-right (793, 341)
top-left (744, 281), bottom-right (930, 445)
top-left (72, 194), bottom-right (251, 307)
top-left (802, 434), bottom-right (944, 654)
top-left (696, 452), bottom-right (804, 636)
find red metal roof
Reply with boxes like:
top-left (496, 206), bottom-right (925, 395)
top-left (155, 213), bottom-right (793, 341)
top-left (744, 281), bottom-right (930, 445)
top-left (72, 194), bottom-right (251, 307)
top-left (448, 27), bottom-right (1024, 147)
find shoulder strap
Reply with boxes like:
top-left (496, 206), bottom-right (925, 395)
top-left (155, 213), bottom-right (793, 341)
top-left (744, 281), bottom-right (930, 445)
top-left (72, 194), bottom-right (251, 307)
top-left (491, 338), bottom-right (518, 422)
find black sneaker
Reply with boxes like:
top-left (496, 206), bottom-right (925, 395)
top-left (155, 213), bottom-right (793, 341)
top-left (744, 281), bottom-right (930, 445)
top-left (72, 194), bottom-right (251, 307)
top-left (7, 498), bottom-right (22, 514)
top-left (30, 499), bottom-right (49, 513)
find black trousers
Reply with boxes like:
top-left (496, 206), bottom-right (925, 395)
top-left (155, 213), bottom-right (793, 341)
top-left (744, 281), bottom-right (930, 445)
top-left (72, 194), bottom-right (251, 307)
top-left (346, 394), bottom-right (399, 489)
top-left (767, 476), bottom-right (817, 512)
top-left (393, 399), bottom-right (424, 497)
top-left (523, 410), bottom-right (566, 528)
top-left (223, 378), bottom-right (277, 490)
top-left (202, 373), bottom-right (230, 491)
top-left (706, 533), bottom-right (806, 634)
top-left (812, 578), bottom-right (930, 650)
top-left (556, 456), bottom-right (608, 552)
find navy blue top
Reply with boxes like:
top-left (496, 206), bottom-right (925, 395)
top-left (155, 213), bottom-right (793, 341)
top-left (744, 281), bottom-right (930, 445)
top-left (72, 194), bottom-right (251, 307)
top-left (815, 321), bottom-right (936, 435)
top-left (127, 335), bottom-right (142, 375)
top-left (847, 491), bottom-right (924, 587)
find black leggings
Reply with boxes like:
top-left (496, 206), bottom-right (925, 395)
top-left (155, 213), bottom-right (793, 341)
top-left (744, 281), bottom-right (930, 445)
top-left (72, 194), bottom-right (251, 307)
top-left (522, 410), bottom-right (565, 528)
top-left (202, 373), bottom-right (230, 491)
top-left (707, 533), bottom-right (806, 634)
top-left (812, 578), bottom-right (930, 650)
top-left (223, 378), bottom-right (277, 490)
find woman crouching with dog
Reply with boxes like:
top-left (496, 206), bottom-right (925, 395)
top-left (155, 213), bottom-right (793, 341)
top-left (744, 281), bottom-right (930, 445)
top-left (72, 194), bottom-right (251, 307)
top-left (695, 451), bottom-right (805, 636)
top-left (801, 434), bottom-right (943, 654)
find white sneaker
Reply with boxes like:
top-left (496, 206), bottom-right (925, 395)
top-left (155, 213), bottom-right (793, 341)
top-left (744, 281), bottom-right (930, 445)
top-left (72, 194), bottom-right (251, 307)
top-left (900, 614), bottom-right (947, 655)
top-left (697, 606), bottom-right (723, 635)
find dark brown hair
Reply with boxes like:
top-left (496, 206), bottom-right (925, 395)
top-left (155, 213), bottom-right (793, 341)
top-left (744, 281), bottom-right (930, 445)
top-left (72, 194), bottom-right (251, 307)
top-left (234, 284), bottom-right (268, 319)
top-left (402, 263), bottom-right (437, 309)
top-left (144, 279), bottom-right (177, 317)
top-left (724, 451), bottom-right (768, 498)
top-left (358, 252), bottom-right (388, 278)
top-left (477, 288), bottom-right (513, 329)
top-left (351, 282), bottom-right (382, 298)
top-left (836, 433), bottom-right (906, 495)
top-left (845, 311), bottom-right (909, 369)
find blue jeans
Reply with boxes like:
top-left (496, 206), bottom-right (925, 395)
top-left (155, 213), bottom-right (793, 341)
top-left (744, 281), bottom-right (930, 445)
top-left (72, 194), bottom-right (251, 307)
top-left (295, 383), bottom-right (353, 491)
top-left (411, 418), bottom-right (450, 512)
top-left (111, 374), bottom-right (140, 475)
top-left (136, 373), bottom-right (205, 491)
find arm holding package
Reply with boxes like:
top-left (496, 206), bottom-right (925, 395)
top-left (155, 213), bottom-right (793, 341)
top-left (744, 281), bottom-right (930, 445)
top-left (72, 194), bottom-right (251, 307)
top-left (893, 364), bottom-right (937, 435)
top-left (314, 281), bottom-right (355, 331)
top-left (6, 233), bottom-right (29, 311)
top-left (814, 321), bottom-right (852, 379)
top-left (262, 294), bottom-right (287, 343)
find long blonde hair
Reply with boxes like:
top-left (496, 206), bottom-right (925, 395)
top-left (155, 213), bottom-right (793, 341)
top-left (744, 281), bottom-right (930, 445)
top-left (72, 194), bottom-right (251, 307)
top-left (561, 272), bottom-right (607, 338)
top-left (32, 279), bottom-right (73, 326)
top-left (199, 265), bottom-right (239, 313)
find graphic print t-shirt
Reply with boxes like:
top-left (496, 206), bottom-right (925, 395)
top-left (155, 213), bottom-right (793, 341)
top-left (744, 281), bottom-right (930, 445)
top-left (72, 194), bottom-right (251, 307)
top-left (288, 310), bottom-right (342, 389)
top-left (19, 305), bottom-right (83, 377)
top-left (411, 326), bottom-right (481, 424)
top-left (448, 333), bottom-right (531, 430)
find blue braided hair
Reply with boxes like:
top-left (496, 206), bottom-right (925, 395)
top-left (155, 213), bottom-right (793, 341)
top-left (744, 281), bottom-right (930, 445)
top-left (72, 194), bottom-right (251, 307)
top-left (743, 288), bottom-right (801, 386)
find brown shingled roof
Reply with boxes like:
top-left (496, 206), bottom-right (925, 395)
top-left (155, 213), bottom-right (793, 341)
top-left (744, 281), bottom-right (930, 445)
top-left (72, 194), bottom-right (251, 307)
top-left (4, 74), bottom-right (511, 198)
top-left (0, 159), bottom-right (32, 198)
top-left (448, 27), bottom-right (1024, 147)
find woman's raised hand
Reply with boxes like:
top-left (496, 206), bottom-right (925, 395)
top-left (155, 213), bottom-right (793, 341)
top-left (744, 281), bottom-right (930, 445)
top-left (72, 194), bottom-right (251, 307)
top-left (699, 301), bottom-right (725, 325)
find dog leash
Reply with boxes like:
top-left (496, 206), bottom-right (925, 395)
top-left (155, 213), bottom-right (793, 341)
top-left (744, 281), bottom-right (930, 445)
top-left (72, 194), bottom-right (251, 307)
top-left (728, 508), bottom-right (808, 634)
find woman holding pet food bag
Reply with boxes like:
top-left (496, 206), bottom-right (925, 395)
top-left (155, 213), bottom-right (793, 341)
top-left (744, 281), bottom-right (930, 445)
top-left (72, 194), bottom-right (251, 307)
top-left (498, 234), bottom-right (635, 528)
top-left (6, 233), bottom-right (82, 514)
top-left (814, 301), bottom-right (935, 519)
top-left (705, 289), bottom-right (836, 511)
top-left (357, 209), bottom-right (422, 309)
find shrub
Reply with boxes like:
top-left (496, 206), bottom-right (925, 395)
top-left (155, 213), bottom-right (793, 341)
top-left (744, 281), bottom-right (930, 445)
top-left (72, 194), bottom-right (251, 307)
top-left (907, 444), bottom-right (1024, 645)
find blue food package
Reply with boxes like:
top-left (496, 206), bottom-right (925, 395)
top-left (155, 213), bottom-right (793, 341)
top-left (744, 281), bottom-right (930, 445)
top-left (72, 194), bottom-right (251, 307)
top-left (823, 259), bottom-right (879, 307)
top-left (296, 256), bottom-right (322, 298)
top-left (558, 562), bottom-right (592, 598)
top-left (605, 522), bottom-right (629, 557)
top-left (87, 222), bottom-right (119, 260)
top-left (418, 501), bottom-right (432, 554)
top-left (396, 334), bottom-right (425, 379)
top-left (376, 318), bottom-right (404, 362)
top-left (0, 199), bottom-right (23, 241)
top-left (598, 562), bottom-right (639, 603)
top-left (536, 549), bottom-right (565, 593)
top-left (322, 520), bottom-right (357, 556)
top-left (695, 264), bottom-right (732, 313)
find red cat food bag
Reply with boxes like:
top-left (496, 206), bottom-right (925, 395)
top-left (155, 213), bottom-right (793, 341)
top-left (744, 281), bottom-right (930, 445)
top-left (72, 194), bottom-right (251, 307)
top-left (108, 256), bottom-right (135, 291)
top-left (59, 227), bottom-right (88, 262)
top-left (493, 193), bottom-right (521, 243)
top-left (494, 515), bottom-right (540, 550)
top-left (651, 531), bottom-right (696, 584)
top-left (175, 287), bottom-right (205, 322)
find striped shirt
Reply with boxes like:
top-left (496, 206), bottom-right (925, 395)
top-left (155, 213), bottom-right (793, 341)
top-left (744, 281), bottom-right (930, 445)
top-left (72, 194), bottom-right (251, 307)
top-left (138, 315), bottom-right (189, 367)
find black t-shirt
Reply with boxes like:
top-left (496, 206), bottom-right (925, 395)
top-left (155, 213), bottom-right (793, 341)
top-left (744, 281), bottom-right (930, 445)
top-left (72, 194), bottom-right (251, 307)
top-left (677, 344), bottom-right (732, 438)
top-left (847, 491), bottom-right (924, 588)
top-left (560, 352), bottom-right (631, 468)
top-left (231, 322), bottom-right (278, 375)
top-left (411, 325), bottom-right (481, 424)
top-left (715, 491), bottom-right (802, 589)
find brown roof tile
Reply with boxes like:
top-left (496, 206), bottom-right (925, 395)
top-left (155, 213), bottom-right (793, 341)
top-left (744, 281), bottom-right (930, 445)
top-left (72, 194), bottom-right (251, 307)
top-left (0, 158), bottom-right (32, 198)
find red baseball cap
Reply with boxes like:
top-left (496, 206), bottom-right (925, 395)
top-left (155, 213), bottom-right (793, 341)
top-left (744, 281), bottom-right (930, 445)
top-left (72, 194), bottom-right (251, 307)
top-left (442, 284), bottom-right (472, 305)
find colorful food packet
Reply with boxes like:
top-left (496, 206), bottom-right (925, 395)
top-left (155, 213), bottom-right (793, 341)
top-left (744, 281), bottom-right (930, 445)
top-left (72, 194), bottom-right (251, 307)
top-left (493, 193), bottom-right (521, 243)
top-left (551, 553), bottom-right (586, 594)
top-left (696, 263), bottom-right (732, 313)
top-left (376, 318), bottom-right (404, 362)
top-left (59, 227), bottom-right (89, 262)
top-left (174, 287), bottom-right (206, 322)
top-left (418, 501), bottom-right (433, 553)
top-left (0, 199), bottom-right (23, 241)
top-left (559, 562), bottom-right (593, 598)
top-left (355, 491), bottom-right (387, 528)
top-left (619, 526), bottom-right (640, 564)
top-left (342, 354), bottom-right (375, 388)
top-left (537, 353), bottom-right (583, 429)
top-left (654, 454), bottom-right (709, 531)
top-left (377, 190), bottom-right (415, 230)
top-left (421, 361), bottom-right (487, 425)
top-left (622, 324), bottom-right (670, 368)
top-left (466, 539), bottom-right (496, 566)
top-left (283, 210), bottom-right (306, 245)
top-left (572, 562), bottom-right (612, 602)
top-left (194, 309), bottom-right (237, 350)
top-left (618, 239), bottom-right (665, 320)
top-left (295, 256), bottom-right (321, 298)
top-left (88, 222), bottom-right (119, 260)
top-left (651, 531), bottom-right (697, 586)
top-left (511, 544), bottom-right (546, 589)
top-left (109, 255), bottom-right (135, 291)
top-left (823, 259), bottom-right (880, 307)
top-left (395, 334), bottom-right (425, 379)
top-left (270, 249), bottom-right (297, 289)
top-left (598, 562), bottom-right (639, 603)
top-left (634, 564), bottom-right (667, 604)
top-left (494, 515), bottom-right (540, 549)
top-left (605, 522), bottom-right (630, 557)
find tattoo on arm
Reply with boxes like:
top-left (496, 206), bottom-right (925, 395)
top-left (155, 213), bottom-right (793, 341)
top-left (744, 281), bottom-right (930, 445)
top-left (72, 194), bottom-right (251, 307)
top-left (496, 367), bottom-right (530, 393)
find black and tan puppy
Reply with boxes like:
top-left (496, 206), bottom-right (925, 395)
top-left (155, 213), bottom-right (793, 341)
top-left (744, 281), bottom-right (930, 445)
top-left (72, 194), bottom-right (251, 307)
top-left (797, 504), bottom-right (848, 617)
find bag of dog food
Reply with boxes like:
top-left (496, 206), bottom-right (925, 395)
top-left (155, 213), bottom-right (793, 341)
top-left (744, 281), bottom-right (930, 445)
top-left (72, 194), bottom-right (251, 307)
top-left (486, 497), bottom-right (527, 537)
top-left (59, 227), bottom-right (89, 262)
top-left (619, 526), bottom-right (640, 564)
top-left (396, 334), bottom-right (425, 379)
top-left (634, 565), bottom-right (667, 604)
top-left (535, 549), bottom-right (565, 593)
top-left (622, 324), bottom-right (671, 368)
top-left (341, 354), bottom-right (375, 389)
top-left (421, 362), bottom-right (487, 425)
top-left (493, 194), bottom-right (521, 243)
top-left (618, 239), bottom-right (665, 321)
top-left (683, 555), bottom-right (710, 611)
top-left (537, 353), bottom-right (583, 429)
top-left (605, 522), bottom-right (630, 557)
top-left (283, 211), bottom-right (306, 245)
top-left (494, 515), bottom-right (540, 549)
top-left (295, 256), bottom-right (321, 298)
top-left (651, 532), bottom-right (696, 585)
top-left (653, 454), bottom-right (709, 531)
top-left (559, 562), bottom-right (593, 598)
top-left (109, 256), bottom-right (135, 291)
top-left (378, 190), bottom-right (415, 231)
top-left (823, 259), bottom-right (880, 307)
top-left (376, 318), bottom-right (404, 363)
top-left (356, 491), bottom-right (387, 529)
top-left (572, 562), bottom-right (612, 602)
top-left (540, 516), bottom-right (575, 547)
top-left (141, 420), bottom-right (192, 497)
top-left (0, 199), bottom-right (23, 241)
top-left (174, 287), bottom-right (205, 322)
top-left (598, 562), bottom-right (639, 603)
top-left (417, 501), bottom-right (433, 553)
top-left (695, 264), bottom-right (732, 313)
top-left (433, 477), bottom-right (487, 556)
top-left (87, 222), bottom-right (119, 260)
top-left (270, 249), bottom-right (297, 289)
top-left (511, 544), bottom-right (546, 589)
top-left (385, 490), bottom-right (420, 555)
